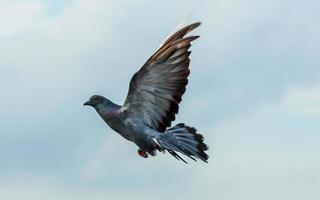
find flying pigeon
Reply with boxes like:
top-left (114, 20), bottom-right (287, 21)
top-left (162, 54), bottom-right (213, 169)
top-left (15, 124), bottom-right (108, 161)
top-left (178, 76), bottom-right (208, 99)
top-left (84, 22), bottom-right (209, 163)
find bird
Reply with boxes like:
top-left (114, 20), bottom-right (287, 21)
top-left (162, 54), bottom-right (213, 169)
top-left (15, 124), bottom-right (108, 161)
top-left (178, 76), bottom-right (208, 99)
top-left (84, 22), bottom-right (209, 163)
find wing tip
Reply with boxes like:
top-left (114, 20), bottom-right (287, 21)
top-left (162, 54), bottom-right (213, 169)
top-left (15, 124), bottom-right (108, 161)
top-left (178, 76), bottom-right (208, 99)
top-left (189, 22), bottom-right (201, 29)
top-left (181, 21), bottom-right (201, 36)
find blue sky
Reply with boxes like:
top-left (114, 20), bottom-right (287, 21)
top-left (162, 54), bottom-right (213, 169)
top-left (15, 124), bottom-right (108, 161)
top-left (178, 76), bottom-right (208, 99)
top-left (0, 0), bottom-right (320, 199)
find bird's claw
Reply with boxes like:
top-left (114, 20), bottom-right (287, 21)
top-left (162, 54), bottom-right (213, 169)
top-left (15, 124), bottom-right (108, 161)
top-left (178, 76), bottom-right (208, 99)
top-left (137, 149), bottom-right (148, 158)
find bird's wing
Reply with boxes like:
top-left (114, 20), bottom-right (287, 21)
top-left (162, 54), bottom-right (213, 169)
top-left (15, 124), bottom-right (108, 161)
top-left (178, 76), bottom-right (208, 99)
top-left (121, 22), bottom-right (201, 132)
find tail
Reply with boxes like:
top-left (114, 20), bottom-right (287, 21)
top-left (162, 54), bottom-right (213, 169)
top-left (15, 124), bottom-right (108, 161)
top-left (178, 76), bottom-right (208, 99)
top-left (155, 123), bottom-right (209, 163)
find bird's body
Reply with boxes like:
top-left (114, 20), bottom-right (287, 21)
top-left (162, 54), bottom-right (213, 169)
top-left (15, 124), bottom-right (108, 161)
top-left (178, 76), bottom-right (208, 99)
top-left (94, 98), bottom-right (162, 155)
top-left (85, 22), bottom-right (209, 163)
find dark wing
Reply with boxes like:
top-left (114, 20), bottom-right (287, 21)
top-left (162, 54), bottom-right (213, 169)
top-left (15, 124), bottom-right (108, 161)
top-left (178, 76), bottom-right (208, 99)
top-left (122, 22), bottom-right (201, 132)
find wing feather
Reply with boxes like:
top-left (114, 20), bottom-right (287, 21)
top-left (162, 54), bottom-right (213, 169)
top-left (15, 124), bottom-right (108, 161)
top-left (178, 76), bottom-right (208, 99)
top-left (122, 22), bottom-right (201, 132)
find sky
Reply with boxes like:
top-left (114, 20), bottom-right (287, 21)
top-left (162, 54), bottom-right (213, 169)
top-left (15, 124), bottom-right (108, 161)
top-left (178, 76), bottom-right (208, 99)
top-left (0, 0), bottom-right (320, 199)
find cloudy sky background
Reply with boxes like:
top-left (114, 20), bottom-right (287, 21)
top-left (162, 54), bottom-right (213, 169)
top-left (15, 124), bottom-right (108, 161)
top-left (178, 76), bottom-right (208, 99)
top-left (1, 0), bottom-right (320, 199)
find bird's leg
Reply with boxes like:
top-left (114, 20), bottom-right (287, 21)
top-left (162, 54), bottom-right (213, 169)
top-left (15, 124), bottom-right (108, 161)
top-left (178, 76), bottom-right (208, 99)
top-left (137, 149), bottom-right (148, 158)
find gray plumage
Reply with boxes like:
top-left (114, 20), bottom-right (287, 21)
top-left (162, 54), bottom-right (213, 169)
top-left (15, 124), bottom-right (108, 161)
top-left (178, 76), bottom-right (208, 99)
top-left (84, 22), bottom-right (208, 163)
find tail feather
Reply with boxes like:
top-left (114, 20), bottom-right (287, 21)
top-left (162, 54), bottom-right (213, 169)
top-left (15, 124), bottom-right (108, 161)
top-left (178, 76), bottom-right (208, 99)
top-left (156, 123), bottom-right (209, 163)
top-left (167, 150), bottom-right (188, 163)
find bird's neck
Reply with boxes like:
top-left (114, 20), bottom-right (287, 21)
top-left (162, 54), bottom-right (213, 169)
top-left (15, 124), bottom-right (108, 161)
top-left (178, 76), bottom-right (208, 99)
top-left (95, 99), bottom-right (120, 116)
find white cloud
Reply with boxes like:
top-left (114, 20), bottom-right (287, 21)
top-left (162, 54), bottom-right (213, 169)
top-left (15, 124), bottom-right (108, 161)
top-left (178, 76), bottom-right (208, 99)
top-left (186, 83), bottom-right (320, 200)
top-left (0, 0), bottom-right (120, 119)
top-left (0, 1), bottom-right (45, 35)
top-left (281, 83), bottom-right (320, 115)
top-left (0, 175), bottom-right (168, 200)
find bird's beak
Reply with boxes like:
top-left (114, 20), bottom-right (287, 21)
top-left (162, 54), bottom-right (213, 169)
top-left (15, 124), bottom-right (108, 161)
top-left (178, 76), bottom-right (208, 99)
top-left (84, 100), bottom-right (92, 106)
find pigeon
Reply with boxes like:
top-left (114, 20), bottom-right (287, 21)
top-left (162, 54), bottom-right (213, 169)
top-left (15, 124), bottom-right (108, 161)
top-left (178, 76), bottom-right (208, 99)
top-left (84, 22), bottom-right (209, 163)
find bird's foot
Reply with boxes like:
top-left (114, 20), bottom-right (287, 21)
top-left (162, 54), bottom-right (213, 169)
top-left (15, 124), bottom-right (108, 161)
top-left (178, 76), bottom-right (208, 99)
top-left (137, 149), bottom-right (148, 158)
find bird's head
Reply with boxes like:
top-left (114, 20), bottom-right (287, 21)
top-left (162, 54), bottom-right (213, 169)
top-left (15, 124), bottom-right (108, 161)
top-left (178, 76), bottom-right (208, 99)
top-left (83, 95), bottom-right (106, 107)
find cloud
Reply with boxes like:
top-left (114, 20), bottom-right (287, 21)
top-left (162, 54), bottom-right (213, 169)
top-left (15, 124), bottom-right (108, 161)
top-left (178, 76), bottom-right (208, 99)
top-left (0, 1), bottom-right (45, 35)
top-left (188, 83), bottom-right (320, 200)
top-left (281, 83), bottom-right (320, 115)
top-left (0, 0), bottom-right (121, 121)
top-left (0, 174), bottom-right (173, 200)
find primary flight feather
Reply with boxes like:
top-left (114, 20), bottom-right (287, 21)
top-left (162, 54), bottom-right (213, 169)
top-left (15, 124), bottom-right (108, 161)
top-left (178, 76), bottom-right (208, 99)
top-left (84, 22), bottom-right (209, 163)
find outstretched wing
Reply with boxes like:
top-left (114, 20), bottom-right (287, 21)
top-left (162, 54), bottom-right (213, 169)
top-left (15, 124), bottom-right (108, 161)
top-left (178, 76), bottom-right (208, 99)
top-left (122, 22), bottom-right (201, 132)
